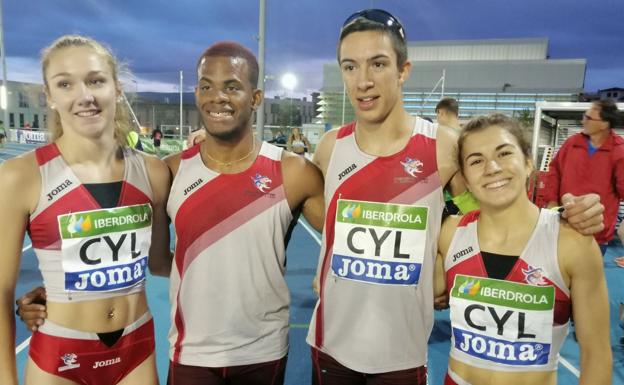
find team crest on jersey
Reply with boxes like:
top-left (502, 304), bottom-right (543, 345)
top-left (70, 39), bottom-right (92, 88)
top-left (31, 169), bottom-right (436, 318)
top-left (522, 265), bottom-right (547, 285)
top-left (58, 353), bottom-right (80, 372)
top-left (66, 214), bottom-right (92, 237)
top-left (251, 173), bottom-right (272, 192)
top-left (400, 157), bottom-right (423, 177)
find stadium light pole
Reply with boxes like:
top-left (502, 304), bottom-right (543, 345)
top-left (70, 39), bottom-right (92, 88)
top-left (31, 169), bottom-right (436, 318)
top-left (256, 0), bottom-right (266, 141)
top-left (281, 73), bottom-right (297, 127)
top-left (0, 0), bottom-right (9, 130)
top-left (179, 70), bottom-right (183, 139)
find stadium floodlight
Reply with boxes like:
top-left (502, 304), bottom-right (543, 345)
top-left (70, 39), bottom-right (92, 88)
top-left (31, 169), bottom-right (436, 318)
top-left (281, 73), bottom-right (297, 91)
top-left (0, 85), bottom-right (6, 110)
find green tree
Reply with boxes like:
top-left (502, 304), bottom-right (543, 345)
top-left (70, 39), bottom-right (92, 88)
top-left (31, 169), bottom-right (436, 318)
top-left (276, 99), bottom-right (302, 128)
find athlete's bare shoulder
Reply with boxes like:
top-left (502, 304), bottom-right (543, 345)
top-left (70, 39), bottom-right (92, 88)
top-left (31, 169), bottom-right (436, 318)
top-left (435, 123), bottom-right (460, 187)
top-left (313, 128), bottom-right (340, 176)
top-left (439, 214), bottom-right (462, 256)
top-left (140, 151), bottom-right (171, 196)
top-left (558, 220), bottom-right (600, 266)
top-left (162, 152), bottom-right (183, 177)
top-left (281, 151), bottom-right (324, 198)
top-left (0, 150), bottom-right (41, 212)
top-left (281, 151), bottom-right (324, 231)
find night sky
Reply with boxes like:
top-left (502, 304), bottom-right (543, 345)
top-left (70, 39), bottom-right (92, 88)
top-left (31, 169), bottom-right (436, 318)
top-left (3, 0), bottom-right (622, 96)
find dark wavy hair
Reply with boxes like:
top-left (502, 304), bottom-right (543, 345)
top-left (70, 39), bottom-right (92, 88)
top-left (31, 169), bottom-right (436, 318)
top-left (458, 113), bottom-right (531, 172)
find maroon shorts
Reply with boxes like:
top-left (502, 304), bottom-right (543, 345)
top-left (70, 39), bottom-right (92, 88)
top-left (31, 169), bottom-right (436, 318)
top-left (29, 313), bottom-right (155, 385)
top-left (444, 372), bottom-right (458, 385)
top-left (167, 355), bottom-right (287, 385)
top-left (311, 348), bottom-right (427, 385)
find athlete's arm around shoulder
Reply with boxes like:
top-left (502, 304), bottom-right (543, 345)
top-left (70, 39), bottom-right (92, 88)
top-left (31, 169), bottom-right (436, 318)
top-left (142, 153), bottom-right (172, 277)
top-left (312, 128), bottom-right (339, 177)
top-left (558, 222), bottom-right (612, 385)
top-left (434, 215), bottom-right (461, 308)
top-left (0, 153), bottom-right (40, 385)
top-left (436, 123), bottom-right (461, 188)
top-left (282, 151), bottom-right (325, 232)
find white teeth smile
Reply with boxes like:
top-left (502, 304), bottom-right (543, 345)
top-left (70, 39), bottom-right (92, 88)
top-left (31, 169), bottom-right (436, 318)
top-left (76, 110), bottom-right (99, 117)
top-left (484, 179), bottom-right (510, 189)
top-left (209, 111), bottom-right (233, 117)
top-left (360, 97), bottom-right (375, 102)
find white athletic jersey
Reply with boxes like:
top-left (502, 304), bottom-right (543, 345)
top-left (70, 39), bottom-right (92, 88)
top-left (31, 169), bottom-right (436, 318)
top-left (167, 142), bottom-right (293, 367)
top-left (307, 119), bottom-right (444, 373)
top-left (28, 143), bottom-right (153, 302)
top-left (445, 210), bottom-right (571, 372)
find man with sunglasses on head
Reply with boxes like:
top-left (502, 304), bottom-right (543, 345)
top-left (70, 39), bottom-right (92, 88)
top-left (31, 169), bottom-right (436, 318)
top-left (308, 9), bottom-right (606, 384)
top-left (543, 100), bottom-right (624, 256)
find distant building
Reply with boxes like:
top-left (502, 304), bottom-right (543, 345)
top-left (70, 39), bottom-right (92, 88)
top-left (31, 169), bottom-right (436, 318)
top-left (1, 80), bottom-right (47, 129)
top-left (317, 38), bottom-right (586, 126)
top-left (598, 87), bottom-right (624, 102)
top-left (262, 96), bottom-right (316, 126)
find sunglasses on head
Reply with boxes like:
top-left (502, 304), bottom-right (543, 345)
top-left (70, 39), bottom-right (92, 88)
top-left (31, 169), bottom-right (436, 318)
top-left (342, 9), bottom-right (406, 41)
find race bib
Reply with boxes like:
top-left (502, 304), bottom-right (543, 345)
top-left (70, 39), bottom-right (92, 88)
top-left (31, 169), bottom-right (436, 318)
top-left (449, 274), bottom-right (555, 366)
top-left (58, 204), bottom-right (152, 292)
top-left (331, 199), bottom-right (428, 286)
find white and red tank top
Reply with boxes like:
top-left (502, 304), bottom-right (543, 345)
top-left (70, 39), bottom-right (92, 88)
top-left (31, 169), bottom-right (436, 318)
top-left (28, 143), bottom-right (154, 302)
top-left (445, 209), bottom-right (571, 372)
top-left (307, 118), bottom-right (444, 373)
top-left (167, 142), bottom-right (293, 367)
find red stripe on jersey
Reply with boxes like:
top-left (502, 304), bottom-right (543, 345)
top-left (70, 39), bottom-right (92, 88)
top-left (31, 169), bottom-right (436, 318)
top-left (118, 181), bottom-right (154, 207)
top-left (336, 122), bottom-right (356, 139)
top-left (171, 154), bottom-right (284, 362)
top-left (35, 143), bottom-right (61, 166)
top-left (458, 210), bottom-right (480, 227)
top-left (315, 133), bottom-right (439, 347)
top-left (29, 186), bottom-right (101, 249)
top-left (181, 144), bottom-right (201, 160)
top-left (172, 156), bottom-right (283, 275)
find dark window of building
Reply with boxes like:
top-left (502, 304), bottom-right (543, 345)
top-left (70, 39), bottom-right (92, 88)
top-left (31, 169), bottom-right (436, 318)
top-left (18, 92), bottom-right (29, 108)
top-left (607, 92), bottom-right (612, 97)
top-left (33, 114), bottom-right (39, 128)
top-left (19, 113), bottom-right (24, 127)
top-left (9, 112), bottom-right (14, 127)
top-left (271, 103), bottom-right (279, 114)
top-left (614, 92), bottom-right (619, 98)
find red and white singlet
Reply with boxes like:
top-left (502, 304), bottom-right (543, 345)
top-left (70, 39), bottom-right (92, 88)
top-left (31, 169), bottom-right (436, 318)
top-left (28, 143), bottom-right (154, 302)
top-left (444, 210), bottom-right (571, 372)
top-left (167, 142), bottom-right (293, 367)
top-left (307, 118), bottom-right (444, 373)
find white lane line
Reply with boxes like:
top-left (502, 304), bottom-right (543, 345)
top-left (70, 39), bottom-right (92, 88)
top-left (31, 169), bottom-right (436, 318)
top-left (15, 244), bottom-right (34, 355)
top-left (297, 219), bottom-right (321, 246)
top-left (15, 337), bottom-right (31, 355)
top-left (560, 355), bottom-right (580, 378)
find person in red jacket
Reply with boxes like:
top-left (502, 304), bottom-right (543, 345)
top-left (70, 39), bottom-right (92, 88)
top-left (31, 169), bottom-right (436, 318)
top-left (543, 100), bottom-right (624, 255)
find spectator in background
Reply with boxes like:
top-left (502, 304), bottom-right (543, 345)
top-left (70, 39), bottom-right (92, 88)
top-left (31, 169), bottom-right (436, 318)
top-left (436, 97), bottom-right (479, 215)
top-left (0, 120), bottom-right (6, 148)
top-left (151, 126), bottom-right (163, 156)
top-left (287, 127), bottom-right (310, 156)
top-left (435, 97), bottom-right (460, 132)
top-left (269, 130), bottom-right (287, 146)
top-left (544, 100), bottom-right (624, 256)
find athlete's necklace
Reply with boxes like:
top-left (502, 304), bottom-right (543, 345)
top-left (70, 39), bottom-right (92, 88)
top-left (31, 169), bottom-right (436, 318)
top-left (204, 137), bottom-right (256, 167)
